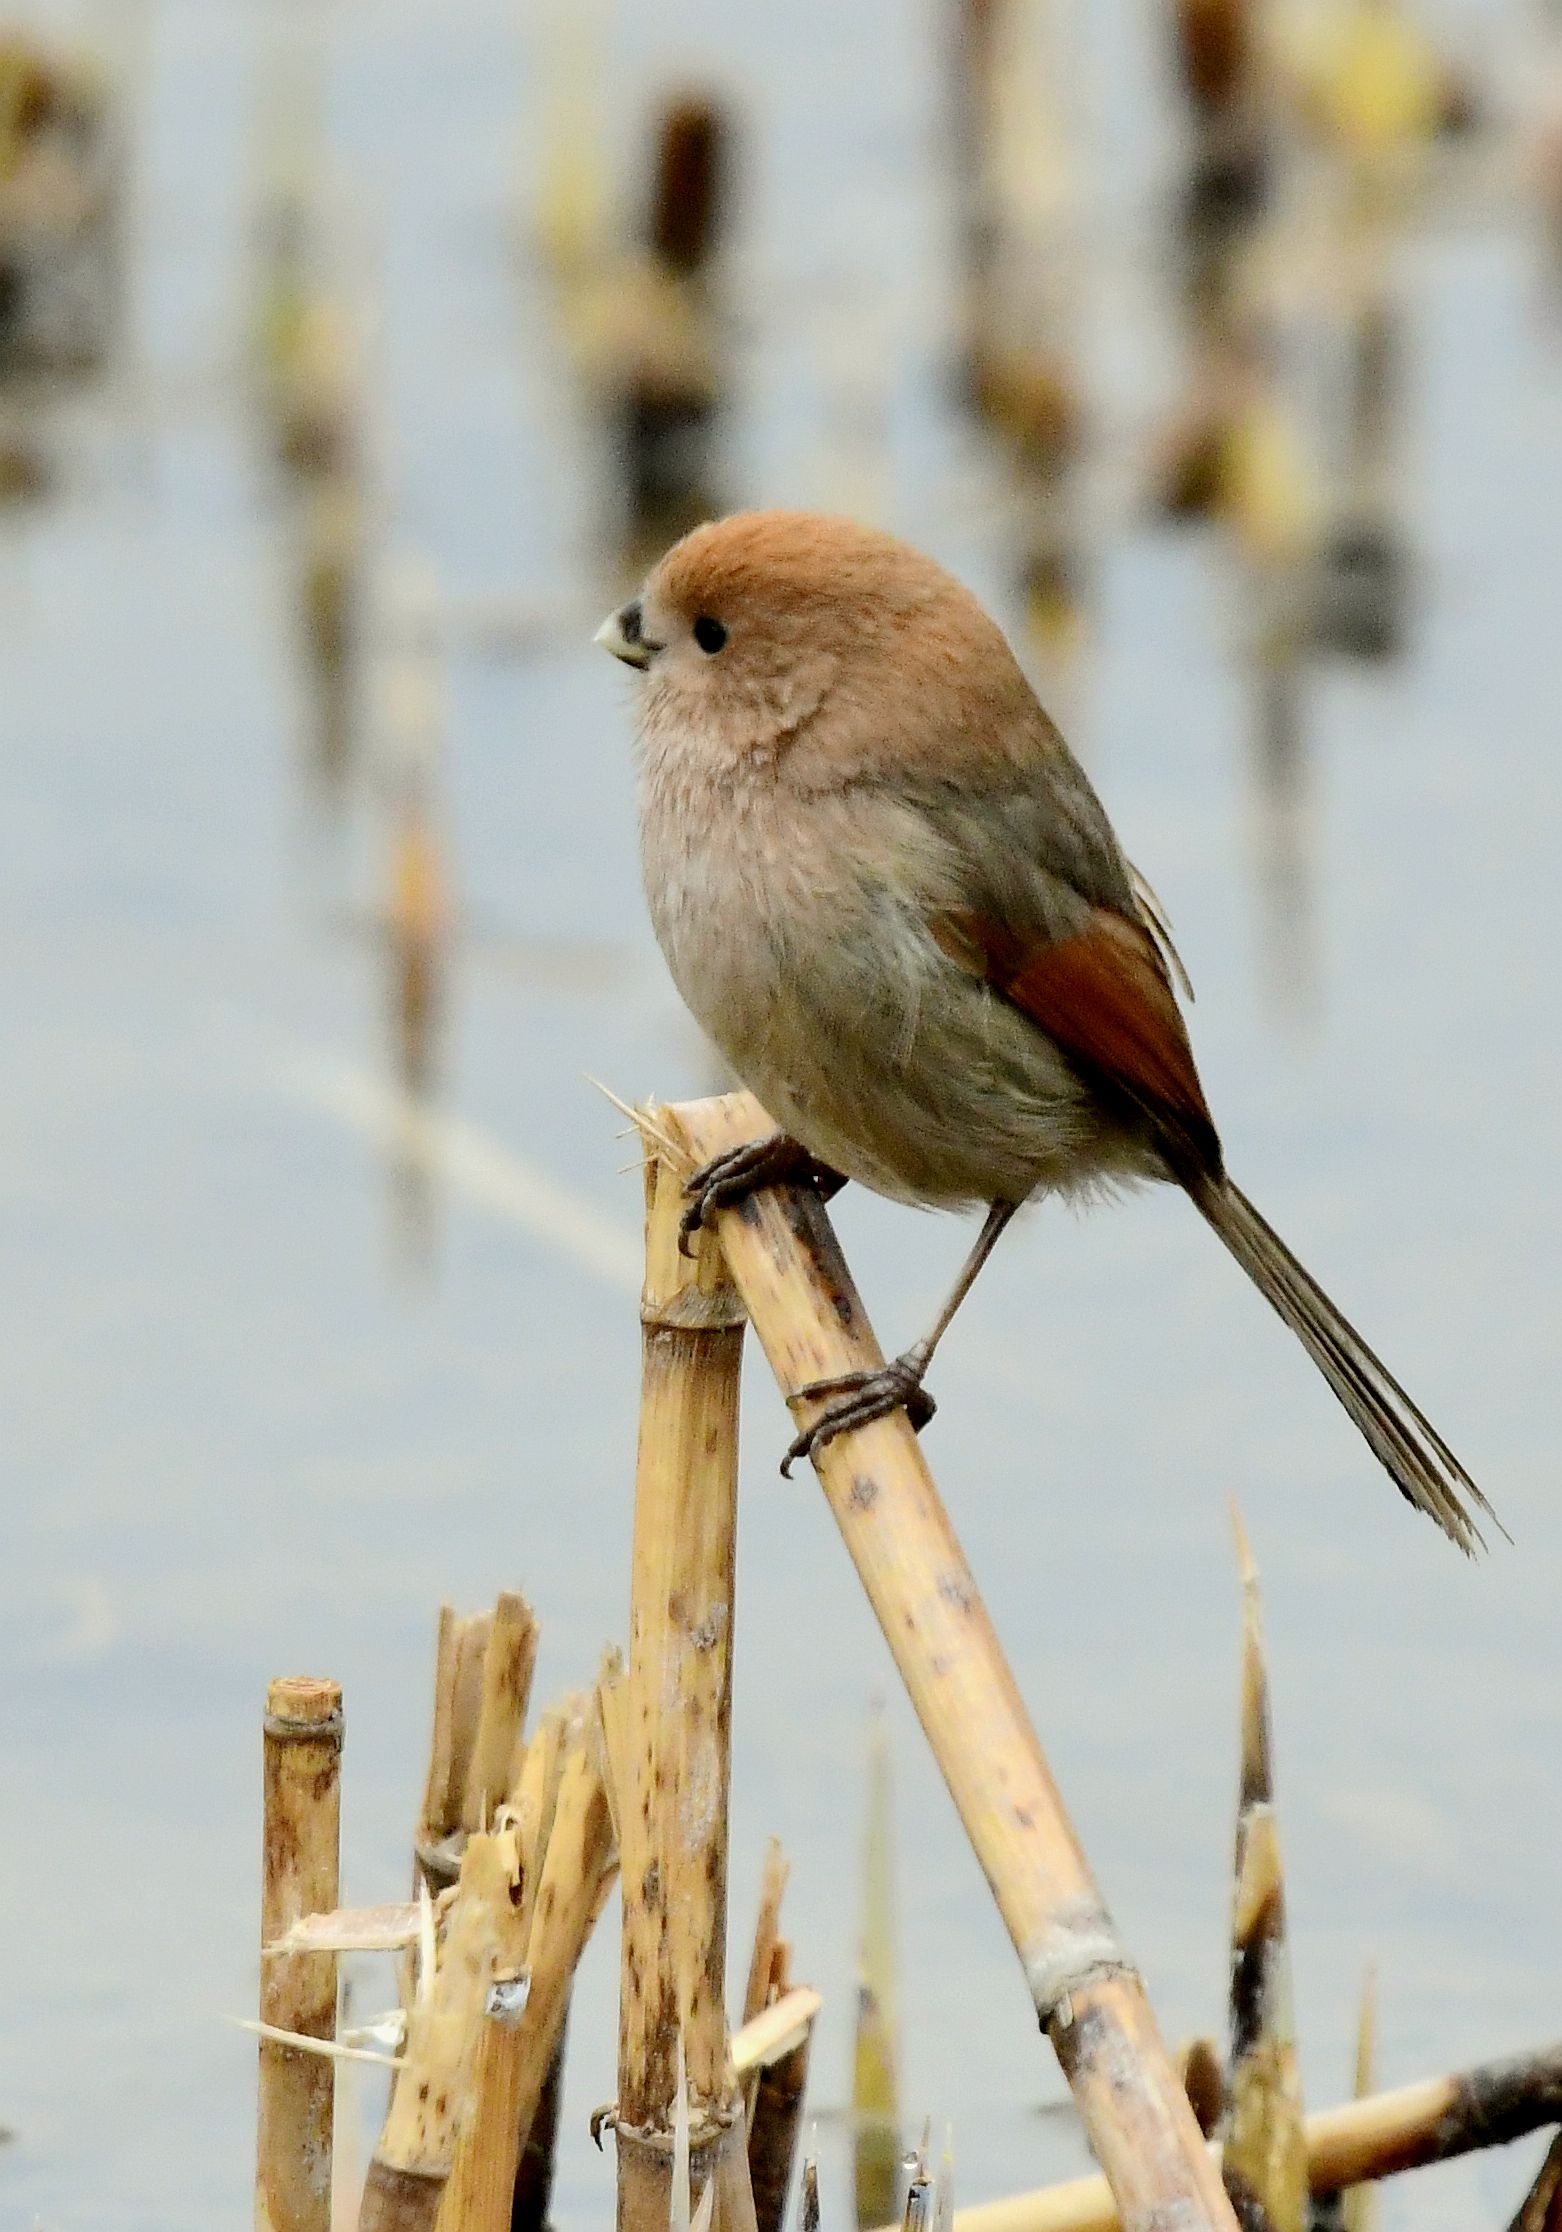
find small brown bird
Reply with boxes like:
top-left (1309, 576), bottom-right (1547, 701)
top-left (597, 510), bottom-right (1492, 1552)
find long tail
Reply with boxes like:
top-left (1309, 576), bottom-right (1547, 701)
top-left (1189, 1173), bottom-right (1499, 1556)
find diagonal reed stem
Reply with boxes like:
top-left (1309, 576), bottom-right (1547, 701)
top-left (659, 1091), bottom-right (1238, 2232)
top-left (937, 2037), bottom-right (1562, 2232)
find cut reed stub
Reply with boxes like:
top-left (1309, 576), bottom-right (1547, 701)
top-left (258, 1674), bottom-right (343, 2232)
top-left (616, 1141), bottom-right (753, 2232)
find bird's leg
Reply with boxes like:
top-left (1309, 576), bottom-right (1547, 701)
top-left (679, 1130), bottom-right (847, 1255)
top-left (780, 1199), bottom-right (1020, 1476)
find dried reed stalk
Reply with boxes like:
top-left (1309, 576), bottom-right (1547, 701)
top-left (594, 1644), bottom-right (629, 1843)
top-left (416, 1607), bottom-right (492, 1887)
top-left (416, 1595), bottom-right (537, 1888)
top-left (616, 1142), bottom-right (755, 2232)
top-left (742, 1842), bottom-right (790, 2060)
top-left (741, 1844), bottom-right (809, 2231)
top-left (660, 1092), bottom-right (1237, 2232)
top-left (512, 2025), bottom-right (568, 2231)
top-left (855, 1704), bottom-right (901, 2231)
top-left (937, 2039), bottom-right (1562, 2232)
top-left (1339, 1969), bottom-right (1377, 2232)
top-left (258, 1674), bottom-right (343, 2232)
top-left (359, 1831), bottom-right (525, 2232)
top-left (437, 1718), bottom-right (616, 2231)
top-left (747, 1939), bottom-right (812, 2232)
top-left (1222, 1515), bottom-right (1305, 2232)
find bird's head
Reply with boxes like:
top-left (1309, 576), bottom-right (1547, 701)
top-left (595, 508), bottom-right (991, 768)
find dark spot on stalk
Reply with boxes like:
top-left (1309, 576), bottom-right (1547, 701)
top-left (937, 1570), bottom-right (973, 1612)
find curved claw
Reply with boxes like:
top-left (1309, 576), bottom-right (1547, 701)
top-left (679, 1153), bottom-right (753, 1258)
top-left (780, 1358), bottom-right (936, 1477)
top-left (678, 1133), bottom-right (839, 1257)
top-left (678, 1185), bottom-right (718, 1257)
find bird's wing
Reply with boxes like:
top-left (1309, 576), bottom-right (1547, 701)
top-left (929, 901), bottom-right (1222, 1182)
top-left (891, 701), bottom-right (1219, 1176)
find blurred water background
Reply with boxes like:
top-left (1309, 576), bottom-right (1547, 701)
top-left (2, 0), bottom-right (1561, 2225)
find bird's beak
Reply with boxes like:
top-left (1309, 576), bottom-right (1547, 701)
top-left (595, 601), bottom-right (653, 671)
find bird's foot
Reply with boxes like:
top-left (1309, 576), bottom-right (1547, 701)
top-left (780, 1351), bottom-right (936, 1477)
top-left (679, 1132), bottom-right (844, 1256)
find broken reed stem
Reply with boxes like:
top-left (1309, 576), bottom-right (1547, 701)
top-left (359, 1832), bottom-right (526, 2232)
top-left (660, 1092), bottom-right (1237, 2232)
top-left (512, 2021), bottom-right (569, 2232)
top-left (855, 1701), bottom-right (901, 2232)
top-left (416, 1607), bottom-right (496, 1887)
top-left (257, 1675), bottom-right (343, 2232)
top-left (438, 1723), bottom-right (617, 2232)
top-left (461, 1590), bottom-right (538, 1833)
top-left (616, 1142), bottom-right (753, 2232)
top-left (741, 1840), bottom-right (790, 2085)
top-left (939, 2039), bottom-right (1562, 2232)
top-left (741, 1850), bottom-right (810, 2232)
top-left (1223, 1514), bottom-right (1306, 2232)
top-left (1339, 1968), bottom-right (1377, 2232)
top-left (416, 1592), bottom-right (537, 1905)
top-left (418, 1608), bottom-right (460, 1861)
top-left (747, 1942), bottom-right (812, 2232)
top-left (750, 2031), bottom-right (810, 2232)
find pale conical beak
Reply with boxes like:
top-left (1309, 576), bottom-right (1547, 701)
top-left (595, 602), bottom-right (653, 670)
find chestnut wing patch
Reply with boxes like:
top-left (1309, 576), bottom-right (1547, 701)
top-left (932, 905), bottom-right (1223, 1181)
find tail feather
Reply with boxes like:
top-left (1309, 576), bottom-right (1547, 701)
top-left (1191, 1174), bottom-right (1499, 1556)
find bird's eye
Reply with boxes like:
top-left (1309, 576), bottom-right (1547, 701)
top-left (693, 614), bottom-right (727, 654)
